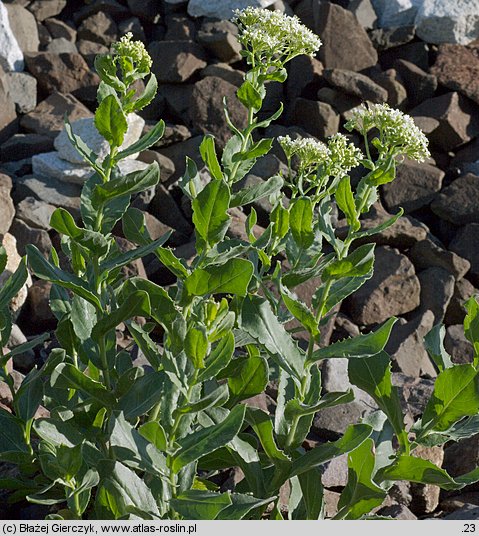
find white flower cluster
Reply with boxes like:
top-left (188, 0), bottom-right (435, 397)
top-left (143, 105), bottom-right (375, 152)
top-left (112, 32), bottom-right (152, 72)
top-left (278, 135), bottom-right (329, 170)
top-left (327, 134), bottom-right (363, 176)
top-left (232, 8), bottom-right (322, 64)
top-left (345, 103), bottom-right (430, 162)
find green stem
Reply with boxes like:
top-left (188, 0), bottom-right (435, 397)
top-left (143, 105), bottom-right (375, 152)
top-left (228, 106), bottom-right (255, 185)
top-left (99, 335), bottom-right (111, 390)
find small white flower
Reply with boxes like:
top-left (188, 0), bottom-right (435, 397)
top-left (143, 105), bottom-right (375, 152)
top-left (278, 135), bottom-right (330, 170)
top-left (327, 133), bottom-right (363, 176)
top-left (112, 32), bottom-right (152, 72)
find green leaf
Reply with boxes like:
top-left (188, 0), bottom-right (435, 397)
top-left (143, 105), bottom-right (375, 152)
top-left (353, 209), bottom-right (403, 240)
top-left (245, 407), bottom-right (290, 465)
top-left (366, 160), bottom-right (396, 187)
top-left (424, 324), bottom-right (453, 373)
top-left (26, 245), bottom-right (101, 310)
top-left (0, 258), bottom-right (28, 311)
top-left (290, 197), bottom-right (314, 249)
top-left (226, 355), bottom-right (268, 406)
top-left (184, 258), bottom-right (254, 298)
top-left (34, 418), bottom-right (84, 447)
top-left (336, 176), bottom-right (360, 232)
top-left (138, 421), bottom-right (167, 452)
top-left (71, 295), bottom-right (97, 342)
top-left (175, 384), bottom-right (229, 416)
top-left (92, 290), bottom-right (151, 340)
top-left (284, 390), bottom-right (355, 420)
top-left (94, 55), bottom-right (125, 93)
top-left (216, 493), bottom-right (274, 520)
top-left (171, 490), bottom-right (232, 520)
top-left (322, 243), bottom-right (375, 281)
top-left (281, 285), bottom-right (318, 337)
top-left (238, 295), bottom-right (305, 381)
top-left (185, 325), bottom-right (208, 369)
top-left (172, 405), bottom-right (246, 473)
top-left (130, 73), bottom-right (158, 113)
top-left (335, 439), bottom-right (386, 519)
top-left (291, 424), bottom-right (373, 478)
top-left (420, 364), bottom-right (479, 436)
top-left (237, 80), bottom-right (262, 110)
top-left (192, 180), bottom-right (230, 251)
top-left (179, 157), bottom-right (203, 199)
top-left (94, 94), bottom-right (128, 148)
top-left (200, 135), bottom-right (223, 181)
top-left (0, 245), bottom-right (7, 274)
top-left (311, 317), bottom-right (397, 362)
top-left (0, 408), bottom-right (29, 454)
top-left (464, 297), bottom-right (479, 361)
top-left (117, 119), bottom-right (165, 161)
top-left (14, 367), bottom-right (44, 422)
top-left (50, 363), bottom-right (116, 406)
top-left (271, 203), bottom-right (290, 241)
top-left (230, 175), bottom-right (283, 208)
top-left (64, 117), bottom-right (103, 175)
top-left (118, 372), bottom-right (166, 420)
top-left (232, 138), bottom-right (273, 162)
top-left (197, 332), bottom-right (235, 383)
top-left (348, 351), bottom-right (408, 452)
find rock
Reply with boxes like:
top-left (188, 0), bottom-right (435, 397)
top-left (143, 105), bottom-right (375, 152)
top-left (24, 52), bottom-right (98, 100)
top-left (187, 0), bottom-right (276, 19)
top-left (410, 445), bottom-right (444, 514)
top-left (317, 87), bottom-right (362, 118)
top-left (431, 45), bottom-right (479, 106)
top-left (54, 114), bottom-right (145, 165)
top-left (379, 504), bottom-right (417, 520)
top-left (9, 218), bottom-right (51, 257)
top-left (313, 401), bottom-right (369, 439)
top-left (346, 246), bottom-right (421, 325)
top-left (32, 151), bottom-right (149, 185)
top-left (0, 173), bottom-right (14, 238)
top-left (0, 68), bottom-right (18, 144)
top-left (190, 76), bottom-right (248, 150)
top-left (146, 122), bottom-right (191, 149)
top-left (441, 492), bottom-right (479, 512)
top-left (14, 174), bottom-right (81, 213)
top-left (382, 159), bottom-right (444, 214)
top-left (77, 39), bottom-right (109, 67)
top-left (28, 0), bottom-right (66, 21)
top-left (323, 69), bottom-right (388, 103)
top-left (4, 3), bottom-right (39, 54)
top-left (450, 224), bottom-right (479, 282)
top-left (290, 98), bottom-right (339, 139)
top-left (158, 83), bottom-right (193, 120)
top-left (4, 71), bottom-right (36, 113)
top-left (0, 1), bottom-right (23, 71)
top-left (347, 0), bottom-right (377, 29)
top-left (431, 174), bottom-right (479, 225)
top-left (314, 2), bottom-right (377, 71)
top-left (149, 184), bottom-right (193, 238)
top-left (445, 278), bottom-right (477, 325)
top-left (381, 41), bottom-right (430, 71)
top-left (137, 150), bottom-right (175, 183)
top-left (117, 18), bottom-right (145, 44)
top-left (387, 311), bottom-right (436, 378)
top-left (323, 490), bottom-right (341, 518)
top-left (126, 0), bottom-right (161, 22)
top-left (149, 41), bottom-right (206, 83)
top-left (77, 11), bottom-right (118, 46)
top-left (157, 135), bottom-right (203, 184)
top-left (394, 59), bottom-right (437, 107)
top-left (44, 18), bottom-right (77, 42)
top-left (368, 68), bottom-right (407, 108)
top-left (0, 233), bottom-right (31, 312)
top-left (409, 239), bottom-right (470, 280)
top-left (371, 0), bottom-right (420, 28)
top-left (369, 26), bottom-right (416, 50)
top-left (201, 63), bottom-right (243, 87)
top-left (286, 55), bottom-right (323, 101)
top-left (415, 0), bottom-right (479, 45)
top-left (46, 38), bottom-right (78, 55)
top-left (24, 280), bottom-right (55, 331)
top-left (322, 454), bottom-right (348, 488)
top-left (444, 435), bottom-right (479, 491)
top-left (418, 267), bottom-right (455, 324)
top-left (445, 324), bottom-right (474, 364)
top-left (115, 237), bottom-right (147, 280)
top-left (445, 505), bottom-right (479, 520)
top-left (0, 133), bottom-right (53, 161)
top-left (164, 14), bottom-right (196, 41)
top-left (15, 197), bottom-right (55, 231)
top-left (197, 21), bottom-right (241, 64)
top-left (411, 92), bottom-right (479, 151)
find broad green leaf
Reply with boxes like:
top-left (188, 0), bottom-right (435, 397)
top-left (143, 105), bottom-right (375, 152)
top-left (424, 324), bottom-right (453, 373)
top-left (335, 439), bottom-right (386, 519)
top-left (118, 372), bottom-right (166, 419)
top-left (222, 134), bottom-right (257, 183)
top-left (94, 94), bottom-right (128, 148)
top-left (14, 367), bottom-right (44, 422)
top-left (230, 175), bottom-right (283, 208)
top-left (71, 295), bottom-right (97, 342)
top-left (200, 135), bottom-right (223, 181)
top-left (175, 384), bottom-right (229, 416)
top-left (184, 258), bottom-right (253, 298)
top-left (26, 245), bottom-right (101, 309)
top-left (0, 408), bottom-right (29, 453)
top-left (116, 119), bottom-right (165, 161)
top-left (92, 290), bottom-right (151, 340)
top-left (237, 80), bottom-right (262, 110)
top-left (0, 258), bottom-right (28, 311)
top-left (290, 197), bottom-right (314, 249)
top-left (172, 405), bottom-right (246, 473)
top-left (281, 285), bottom-right (318, 336)
top-left (139, 422), bottom-right (167, 452)
top-left (226, 355), bottom-right (268, 406)
top-left (129, 73), bottom-right (158, 113)
top-left (366, 160), bottom-right (396, 187)
top-left (464, 297), bottom-right (479, 361)
top-left (0, 245), bottom-right (7, 274)
top-left (239, 295), bottom-right (305, 381)
top-left (127, 321), bottom-right (161, 370)
top-left (216, 493), bottom-right (274, 520)
top-left (311, 317), bottom-right (397, 362)
top-left (122, 207), bottom-right (150, 245)
top-left (34, 418), bottom-right (84, 447)
top-left (179, 157), bottom-right (203, 199)
top-left (192, 179), bottom-right (230, 251)
top-left (291, 424), bottom-right (373, 478)
top-left (420, 364), bottom-right (479, 437)
top-left (94, 55), bottom-right (125, 93)
top-left (64, 118), bottom-right (103, 175)
top-left (170, 490), bottom-right (232, 520)
top-left (232, 138), bottom-right (273, 162)
top-left (271, 203), bottom-right (290, 241)
top-left (50, 363), bottom-right (116, 406)
top-left (293, 468), bottom-right (323, 520)
top-left (322, 243), bottom-right (375, 281)
top-left (352, 209), bottom-right (403, 240)
top-left (245, 408), bottom-right (290, 464)
top-left (197, 332), bottom-right (235, 383)
top-left (336, 176), bottom-right (360, 231)
top-left (348, 351), bottom-right (408, 452)
top-left (284, 390), bottom-right (354, 420)
top-left (185, 325), bottom-right (208, 369)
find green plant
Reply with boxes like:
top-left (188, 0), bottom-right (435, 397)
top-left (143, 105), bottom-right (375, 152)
top-left (1, 11), bottom-right (479, 521)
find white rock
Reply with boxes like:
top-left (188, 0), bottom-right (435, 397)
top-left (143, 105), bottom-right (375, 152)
top-left (0, 233), bottom-right (32, 313)
top-left (415, 0), bottom-right (479, 45)
top-left (54, 113), bottom-right (145, 165)
top-left (371, 0), bottom-right (422, 28)
top-left (32, 151), bottom-right (149, 185)
top-left (0, 1), bottom-right (24, 71)
top-left (188, 0), bottom-right (276, 20)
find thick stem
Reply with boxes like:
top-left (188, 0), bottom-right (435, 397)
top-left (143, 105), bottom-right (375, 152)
top-left (228, 106), bottom-right (255, 185)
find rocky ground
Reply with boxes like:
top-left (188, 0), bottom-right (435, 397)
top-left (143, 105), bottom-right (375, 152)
top-left (1, 0), bottom-right (479, 521)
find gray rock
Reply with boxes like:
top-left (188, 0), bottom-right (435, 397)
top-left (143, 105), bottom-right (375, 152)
top-left (432, 174), bottom-right (479, 225)
top-left (187, 0), bottom-right (275, 19)
top-left (136, 150), bottom-right (175, 183)
top-left (4, 3), bottom-right (39, 54)
top-left (4, 71), bottom-right (36, 113)
top-left (394, 59), bottom-right (438, 107)
top-left (77, 11), bottom-right (118, 46)
top-left (369, 26), bottom-right (416, 50)
top-left (0, 1), bottom-right (23, 71)
top-left (415, 0), bottom-right (479, 45)
top-left (9, 218), bottom-right (51, 257)
top-left (118, 17), bottom-right (146, 42)
top-left (379, 504), bottom-right (417, 520)
top-left (0, 133), bottom-right (53, 161)
top-left (313, 401), bottom-right (369, 439)
top-left (28, 0), bottom-right (67, 21)
top-left (317, 87), bottom-right (362, 118)
top-left (126, 0), bottom-right (160, 22)
top-left (149, 41), bottom-right (207, 83)
top-left (450, 224), bottom-right (479, 282)
top-left (410, 445), bottom-right (444, 515)
top-left (147, 122), bottom-right (191, 149)
top-left (77, 39), bottom-right (109, 67)
top-left (0, 67), bottom-right (18, 143)
top-left (14, 174), bottom-right (81, 213)
top-left (445, 324), bottom-right (474, 364)
top-left (0, 233), bottom-right (31, 312)
top-left (15, 197), bottom-right (55, 230)
top-left (347, 0), bottom-right (377, 29)
top-left (323, 69), bottom-right (388, 103)
top-left (445, 278), bottom-right (477, 326)
top-left (371, 0), bottom-right (420, 28)
top-left (287, 55), bottom-right (323, 101)
top-left (369, 68), bottom-right (407, 108)
top-left (0, 173), bottom-right (15, 238)
top-left (164, 14), bottom-right (196, 41)
top-left (346, 246), bottom-right (421, 325)
top-left (322, 454), bottom-right (348, 488)
top-left (418, 267), bottom-right (455, 324)
top-left (44, 18), bottom-right (77, 42)
top-left (290, 98), bottom-right (339, 139)
top-left (445, 504), bottom-right (479, 520)
top-left (444, 435), bottom-right (479, 492)
top-left (46, 38), bottom-right (78, 54)
top-left (201, 63), bottom-right (243, 87)
top-left (382, 159), bottom-right (444, 214)
top-left (197, 21), bottom-right (241, 64)
top-left (409, 239), bottom-right (471, 280)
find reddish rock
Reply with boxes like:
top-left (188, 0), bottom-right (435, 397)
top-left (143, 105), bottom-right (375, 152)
top-left (149, 41), bottom-right (206, 83)
top-left (431, 174), bottom-right (479, 225)
top-left (290, 98), bottom-right (339, 139)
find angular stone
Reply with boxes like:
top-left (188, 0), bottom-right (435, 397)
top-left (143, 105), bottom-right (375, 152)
top-left (0, 173), bottom-right (14, 238)
top-left (24, 52), bottom-right (99, 100)
top-left (0, 233), bottom-right (31, 313)
top-left (314, 2), bottom-right (377, 71)
top-left (77, 40), bottom-right (109, 67)
top-left (164, 14), bottom-right (196, 41)
top-left (290, 98), bottom-right (339, 139)
top-left (15, 197), bottom-right (55, 231)
top-left (187, 0), bottom-right (276, 19)
top-left (380, 41), bottom-right (430, 71)
top-left (431, 174), bottom-right (479, 225)
top-left (410, 445), bottom-right (444, 514)
top-left (409, 239), bottom-right (471, 280)
top-left (28, 0), bottom-right (67, 21)
top-left (394, 59), bottom-right (437, 107)
top-left (445, 278), bottom-right (477, 326)
top-left (4, 3), bottom-right (39, 53)
top-left (322, 455), bottom-right (348, 488)
top-left (411, 92), bottom-right (479, 151)
top-left (157, 135), bottom-right (203, 185)
top-left (415, 0), bottom-right (479, 45)
top-left (149, 184), bottom-right (193, 238)
top-left (201, 63), bottom-right (243, 87)
top-left (379, 504), bottom-right (417, 520)
top-left (444, 435), bottom-right (479, 491)
top-left (431, 45), bottom-right (479, 106)
top-left (347, 0), bottom-right (377, 29)
top-left (371, 0), bottom-right (420, 28)
top-left (0, 134), bottom-right (53, 162)
top-left (313, 401), bottom-right (369, 439)
top-left (346, 246), bottom-right (421, 325)
top-left (20, 92), bottom-right (92, 138)
top-left (197, 21), bottom-right (241, 64)
top-left (72, 0), bottom-right (128, 25)
top-left (0, 68), bottom-right (18, 144)
top-left (317, 87), bottom-right (362, 118)
top-left (78, 11), bottom-right (118, 46)
top-left (4, 71), bottom-right (37, 113)
top-left (146, 122), bottom-right (191, 149)
top-left (44, 18), bottom-right (77, 42)
top-left (418, 267), bottom-right (455, 324)
top-left (9, 218), bottom-right (52, 257)
top-left (369, 26), bottom-right (416, 50)
top-left (445, 505), bottom-right (479, 520)
top-left (323, 69), bottom-right (388, 103)
top-left (450, 224), bottom-right (479, 282)
top-left (46, 38), bottom-right (78, 54)
top-left (369, 68), bottom-right (407, 108)
top-left (54, 114), bottom-right (144, 165)
top-left (149, 41), bottom-right (206, 83)
top-left (445, 324), bottom-right (474, 364)
top-left (382, 160), bottom-right (444, 214)
top-left (0, 1), bottom-right (23, 71)
top-left (286, 55), bottom-right (323, 101)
